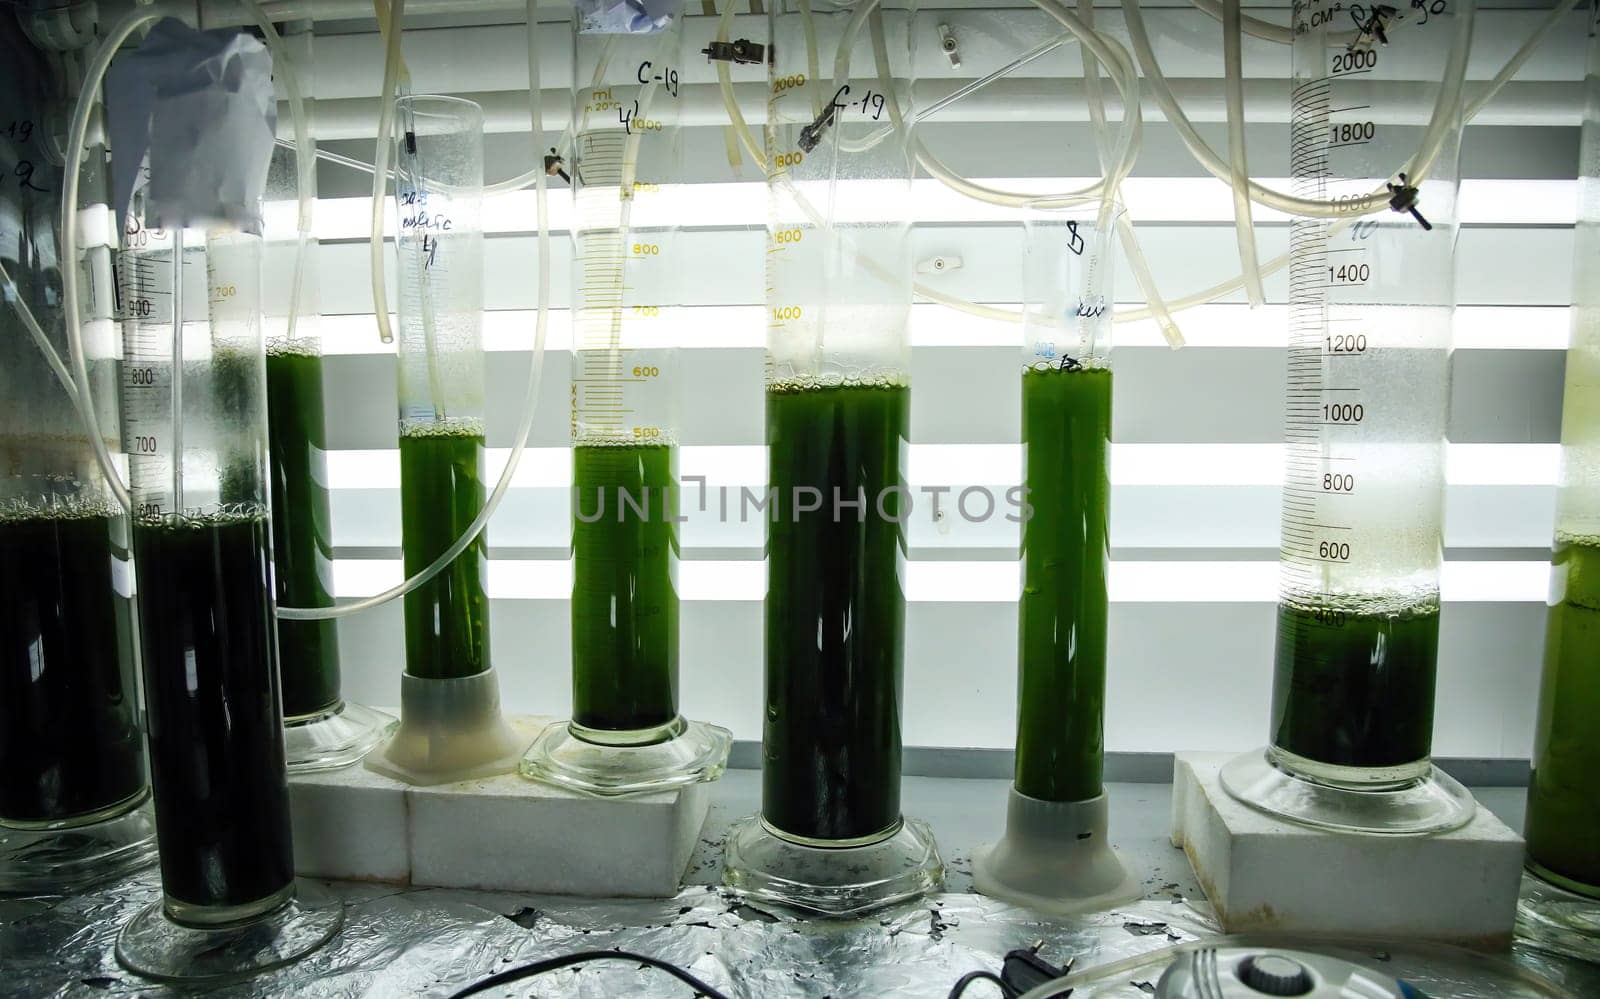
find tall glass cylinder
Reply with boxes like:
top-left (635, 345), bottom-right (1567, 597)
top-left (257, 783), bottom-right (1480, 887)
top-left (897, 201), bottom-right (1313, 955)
top-left (519, 9), bottom-right (730, 795)
top-left (973, 207), bottom-right (1138, 913)
top-left (366, 95), bottom-right (522, 785)
top-left (114, 214), bottom-right (340, 980)
top-left (1518, 27), bottom-right (1600, 960)
top-left (0, 9), bottom-right (156, 890)
top-left (263, 23), bottom-right (394, 771)
top-left (721, 0), bottom-right (942, 917)
top-left (395, 96), bottom-right (489, 682)
top-left (1221, 0), bottom-right (1477, 834)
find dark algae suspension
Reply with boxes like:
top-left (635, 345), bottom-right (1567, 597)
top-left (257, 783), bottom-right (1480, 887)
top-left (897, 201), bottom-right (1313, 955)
top-left (1526, 539), bottom-right (1600, 896)
top-left (764, 379), bottom-right (909, 842)
top-left (1271, 599), bottom-right (1440, 772)
top-left (400, 423), bottom-right (490, 679)
top-left (0, 510), bottom-right (146, 825)
top-left (1016, 365), bottom-right (1112, 803)
top-left (266, 344), bottom-right (341, 718)
top-left (134, 513), bottom-right (295, 916)
top-left (572, 441), bottom-right (679, 734)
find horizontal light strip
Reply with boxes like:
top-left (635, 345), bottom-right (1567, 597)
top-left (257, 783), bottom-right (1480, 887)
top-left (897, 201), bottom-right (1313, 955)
top-left (263, 178), bottom-right (1577, 241)
top-left (324, 443), bottom-right (1560, 490)
top-left (328, 558), bottom-right (1551, 603)
top-left (302, 304), bottom-right (1570, 355)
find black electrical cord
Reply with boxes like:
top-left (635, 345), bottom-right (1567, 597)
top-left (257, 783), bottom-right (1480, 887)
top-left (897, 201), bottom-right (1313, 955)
top-left (947, 968), bottom-right (1018, 999)
top-left (447, 948), bottom-right (734, 999)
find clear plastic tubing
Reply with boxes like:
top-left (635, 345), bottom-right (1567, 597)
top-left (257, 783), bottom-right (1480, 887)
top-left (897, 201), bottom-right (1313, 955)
top-left (0, 19), bottom-right (154, 889)
top-left (1014, 206), bottom-right (1120, 804)
top-left (1268, 1), bottom-right (1467, 790)
top-left (568, 13), bottom-right (685, 743)
top-left (1525, 30), bottom-right (1600, 901)
top-left (392, 95), bottom-right (491, 682)
top-left (759, 0), bottom-right (919, 848)
top-left (118, 208), bottom-right (298, 924)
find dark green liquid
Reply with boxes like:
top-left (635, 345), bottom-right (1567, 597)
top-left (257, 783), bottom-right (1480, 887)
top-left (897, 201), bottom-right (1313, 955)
top-left (571, 443), bottom-right (679, 733)
top-left (1015, 366), bottom-right (1112, 802)
top-left (1271, 601), bottom-right (1440, 770)
top-left (400, 427), bottom-right (490, 680)
top-left (763, 381), bottom-right (908, 842)
top-left (134, 515), bottom-right (295, 912)
top-left (0, 514), bottom-right (146, 824)
top-left (266, 348), bottom-right (341, 718)
top-left (1526, 540), bottom-right (1600, 896)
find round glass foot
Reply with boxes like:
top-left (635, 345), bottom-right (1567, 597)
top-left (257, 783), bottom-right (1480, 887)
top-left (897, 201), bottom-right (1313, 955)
top-left (285, 700), bottom-right (397, 773)
top-left (519, 717), bottom-right (732, 797)
top-left (1220, 747), bottom-right (1476, 835)
top-left (1518, 869), bottom-right (1600, 962)
top-left (115, 880), bottom-right (343, 985)
top-left (721, 813), bottom-right (944, 917)
top-left (0, 794), bottom-right (158, 892)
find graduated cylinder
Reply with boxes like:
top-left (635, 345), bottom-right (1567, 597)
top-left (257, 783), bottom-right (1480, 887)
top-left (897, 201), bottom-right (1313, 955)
top-left (1525, 28), bottom-right (1600, 905)
top-left (568, 12), bottom-right (685, 742)
top-left (1223, 0), bottom-right (1476, 837)
top-left (760, 0), bottom-right (919, 846)
top-left (392, 96), bottom-right (490, 683)
top-left (1015, 209), bottom-right (1119, 805)
top-left (0, 21), bottom-right (153, 889)
top-left (1269, 1), bottom-right (1465, 789)
top-left (118, 205), bottom-right (297, 925)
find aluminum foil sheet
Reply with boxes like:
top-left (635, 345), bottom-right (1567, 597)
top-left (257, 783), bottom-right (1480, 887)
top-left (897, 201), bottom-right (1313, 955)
top-left (3, 871), bottom-right (1596, 998)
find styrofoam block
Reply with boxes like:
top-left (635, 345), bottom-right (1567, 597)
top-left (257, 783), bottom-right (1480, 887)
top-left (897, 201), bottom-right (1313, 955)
top-left (288, 714), bottom-right (712, 897)
top-left (289, 755), bottom-right (411, 883)
top-left (409, 775), bottom-right (709, 897)
top-left (1170, 752), bottom-right (1525, 949)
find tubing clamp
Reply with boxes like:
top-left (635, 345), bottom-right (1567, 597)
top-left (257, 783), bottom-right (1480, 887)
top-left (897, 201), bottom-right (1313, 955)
top-left (1386, 172), bottom-right (1432, 231)
top-left (701, 39), bottom-right (765, 65)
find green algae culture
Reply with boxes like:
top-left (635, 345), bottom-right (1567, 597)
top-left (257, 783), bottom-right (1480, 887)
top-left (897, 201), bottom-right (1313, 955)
top-left (571, 440), bottom-right (680, 736)
top-left (265, 342), bottom-right (341, 718)
top-left (400, 421), bottom-right (490, 680)
top-left (763, 378), bottom-right (909, 843)
top-left (1271, 598), bottom-right (1440, 772)
top-left (1525, 538), bottom-right (1600, 896)
top-left (1014, 364), bottom-right (1112, 803)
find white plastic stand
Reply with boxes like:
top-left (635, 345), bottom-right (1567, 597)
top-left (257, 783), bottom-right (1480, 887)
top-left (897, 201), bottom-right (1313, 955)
top-left (972, 789), bottom-right (1142, 915)
top-left (1171, 752), bottom-right (1524, 948)
top-left (365, 670), bottom-right (525, 786)
top-left (289, 715), bottom-right (711, 897)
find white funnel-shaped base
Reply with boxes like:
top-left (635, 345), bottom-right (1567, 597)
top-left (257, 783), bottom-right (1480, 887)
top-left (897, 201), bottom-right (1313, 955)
top-left (972, 788), bottom-right (1142, 915)
top-left (365, 669), bottom-right (526, 786)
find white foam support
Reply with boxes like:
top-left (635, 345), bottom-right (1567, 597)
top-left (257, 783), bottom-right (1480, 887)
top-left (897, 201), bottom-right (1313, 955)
top-left (1170, 752), bottom-right (1525, 949)
top-left (287, 715), bottom-right (712, 898)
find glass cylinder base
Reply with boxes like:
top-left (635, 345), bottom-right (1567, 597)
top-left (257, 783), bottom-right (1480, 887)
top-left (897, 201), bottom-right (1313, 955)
top-left (972, 789), bottom-right (1141, 915)
top-left (365, 669), bottom-right (526, 786)
top-left (1518, 869), bottom-right (1600, 963)
top-left (0, 795), bottom-right (158, 892)
top-left (285, 700), bottom-right (397, 773)
top-left (1220, 747), bottom-right (1476, 835)
top-left (518, 716), bottom-right (732, 797)
top-left (721, 814), bottom-right (944, 917)
top-left (115, 880), bottom-right (343, 985)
